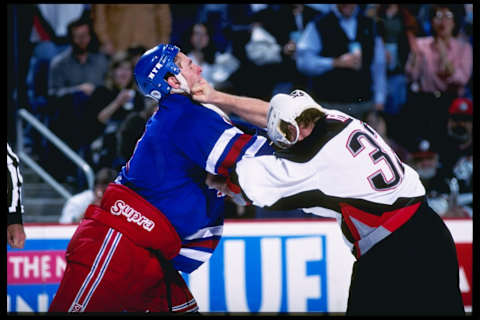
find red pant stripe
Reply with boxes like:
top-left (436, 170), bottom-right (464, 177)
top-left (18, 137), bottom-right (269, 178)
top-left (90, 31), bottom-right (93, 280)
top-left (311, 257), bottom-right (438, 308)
top-left (171, 298), bottom-right (198, 312)
top-left (68, 229), bottom-right (121, 312)
top-left (81, 232), bottom-right (122, 311)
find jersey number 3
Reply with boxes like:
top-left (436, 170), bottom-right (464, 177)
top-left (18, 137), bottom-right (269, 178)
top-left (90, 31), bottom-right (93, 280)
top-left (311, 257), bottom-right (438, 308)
top-left (347, 124), bottom-right (405, 191)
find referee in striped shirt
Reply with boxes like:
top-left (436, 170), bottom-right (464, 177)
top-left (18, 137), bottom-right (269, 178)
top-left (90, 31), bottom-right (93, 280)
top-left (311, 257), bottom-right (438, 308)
top-left (7, 143), bottom-right (26, 249)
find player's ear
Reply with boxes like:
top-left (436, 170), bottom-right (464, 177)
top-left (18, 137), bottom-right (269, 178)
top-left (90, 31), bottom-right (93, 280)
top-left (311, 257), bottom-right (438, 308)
top-left (166, 75), bottom-right (180, 89)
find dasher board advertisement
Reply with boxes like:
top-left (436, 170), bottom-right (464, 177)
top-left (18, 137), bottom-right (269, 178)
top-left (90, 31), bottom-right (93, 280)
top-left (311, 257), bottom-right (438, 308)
top-left (7, 219), bottom-right (472, 313)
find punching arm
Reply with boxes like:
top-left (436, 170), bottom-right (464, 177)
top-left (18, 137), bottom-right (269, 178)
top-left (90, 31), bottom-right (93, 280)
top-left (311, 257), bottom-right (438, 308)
top-left (192, 79), bottom-right (269, 128)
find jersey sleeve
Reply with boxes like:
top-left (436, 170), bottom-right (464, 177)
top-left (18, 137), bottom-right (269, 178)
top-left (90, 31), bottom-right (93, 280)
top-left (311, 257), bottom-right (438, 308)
top-left (174, 107), bottom-right (273, 177)
top-left (234, 154), bottom-right (314, 208)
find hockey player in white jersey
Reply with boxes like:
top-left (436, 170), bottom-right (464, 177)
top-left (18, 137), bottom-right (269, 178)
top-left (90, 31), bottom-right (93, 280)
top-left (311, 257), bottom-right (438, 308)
top-left (192, 81), bottom-right (465, 316)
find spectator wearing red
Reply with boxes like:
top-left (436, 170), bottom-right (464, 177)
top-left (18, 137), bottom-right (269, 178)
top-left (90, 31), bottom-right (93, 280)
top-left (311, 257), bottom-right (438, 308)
top-left (434, 97), bottom-right (473, 218)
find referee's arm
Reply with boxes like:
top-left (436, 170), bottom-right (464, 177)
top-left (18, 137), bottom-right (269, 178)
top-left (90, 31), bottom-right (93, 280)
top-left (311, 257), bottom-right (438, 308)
top-left (7, 143), bottom-right (26, 248)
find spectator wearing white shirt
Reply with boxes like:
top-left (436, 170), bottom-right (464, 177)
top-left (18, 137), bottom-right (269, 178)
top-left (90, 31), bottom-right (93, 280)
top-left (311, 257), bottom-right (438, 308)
top-left (59, 167), bottom-right (117, 224)
top-left (296, 4), bottom-right (386, 118)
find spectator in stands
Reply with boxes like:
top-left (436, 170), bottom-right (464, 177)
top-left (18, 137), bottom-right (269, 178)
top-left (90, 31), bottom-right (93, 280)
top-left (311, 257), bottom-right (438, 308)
top-left (24, 5), bottom-right (90, 157)
top-left (221, 4), bottom-right (297, 100)
top-left (407, 139), bottom-right (448, 216)
top-left (252, 4), bottom-right (320, 95)
top-left (362, 110), bottom-right (411, 163)
top-left (182, 22), bottom-right (233, 90)
top-left (86, 51), bottom-right (146, 171)
top-left (91, 4), bottom-right (171, 56)
top-left (48, 15), bottom-right (107, 102)
top-left (402, 4), bottom-right (471, 150)
top-left (376, 4), bottom-right (419, 116)
top-left (296, 4), bottom-right (387, 118)
top-left (59, 167), bottom-right (117, 224)
top-left (224, 4), bottom-right (265, 66)
top-left (442, 98), bottom-right (473, 169)
top-left (27, 4), bottom-right (88, 110)
top-left (46, 15), bottom-right (109, 184)
top-left (116, 97), bottom-right (157, 163)
top-left (408, 99), bottom-right (473, 219)
top-left (29, 4), bottom-right (88, 53)
top-left (406, 4), bottom-right (470, 96)
top-left (435, 98), bottom-right (473, 218)
top-left (409, 139), bottom-right (441, 192)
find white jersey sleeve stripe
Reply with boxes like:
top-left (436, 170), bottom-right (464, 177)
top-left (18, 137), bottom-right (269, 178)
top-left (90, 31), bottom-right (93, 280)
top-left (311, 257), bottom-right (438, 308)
top-left (184, 225), bottom-right (224, 240)
top-left (243, 135), bottom-right (268, 158)
top-left (179, 248), bottom-right (212, 262)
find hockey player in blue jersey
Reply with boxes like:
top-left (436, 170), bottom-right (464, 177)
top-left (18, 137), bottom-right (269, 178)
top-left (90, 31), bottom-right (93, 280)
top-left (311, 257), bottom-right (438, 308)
top-left (49, 44), bottom-right (272, 313)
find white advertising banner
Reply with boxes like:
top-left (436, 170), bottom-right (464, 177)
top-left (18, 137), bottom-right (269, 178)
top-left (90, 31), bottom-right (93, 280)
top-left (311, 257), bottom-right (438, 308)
top-left (7, 219), bottom-right (472, 313)
top-left (185, 219), bottom-right (355, 313)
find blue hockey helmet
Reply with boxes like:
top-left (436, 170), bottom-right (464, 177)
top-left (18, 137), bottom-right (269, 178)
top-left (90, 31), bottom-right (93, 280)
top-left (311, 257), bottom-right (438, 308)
top-left (134, 44), bottom-right (181, 100)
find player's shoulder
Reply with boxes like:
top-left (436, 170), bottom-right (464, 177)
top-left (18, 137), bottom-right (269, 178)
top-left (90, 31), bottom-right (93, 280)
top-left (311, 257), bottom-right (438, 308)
top-left (162, 94), bottom-right (218, 116)
top-left (172, 96), bottom-right (232, 127)
top-left (156, 94), bottom-right (198, 124)
top-left (323, 108), bottom-right (356, 123)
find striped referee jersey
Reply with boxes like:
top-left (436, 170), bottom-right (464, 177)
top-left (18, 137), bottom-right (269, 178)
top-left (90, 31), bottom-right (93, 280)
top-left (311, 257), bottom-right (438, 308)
top-left (7, 143), bottom-right (24, 225)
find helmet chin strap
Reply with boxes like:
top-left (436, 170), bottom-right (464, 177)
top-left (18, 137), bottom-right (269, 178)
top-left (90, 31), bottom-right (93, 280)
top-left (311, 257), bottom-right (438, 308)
top-left (170, 73), bottom-right (191, 94)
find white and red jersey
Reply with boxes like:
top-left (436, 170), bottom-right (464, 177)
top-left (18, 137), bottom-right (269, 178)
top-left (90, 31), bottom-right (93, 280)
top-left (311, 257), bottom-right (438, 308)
top-left (235, 109), bottom-right (426, 258)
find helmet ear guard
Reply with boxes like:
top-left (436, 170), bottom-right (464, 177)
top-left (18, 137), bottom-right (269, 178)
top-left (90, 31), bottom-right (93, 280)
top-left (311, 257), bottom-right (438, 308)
top-left (267, 90), bottom-right (324, 149)
top-left (134, 44), bottom-right (181, 100)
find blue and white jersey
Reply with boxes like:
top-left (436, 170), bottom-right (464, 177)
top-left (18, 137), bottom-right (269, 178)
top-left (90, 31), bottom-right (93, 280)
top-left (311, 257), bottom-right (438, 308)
top-left (117, 94), bottom-right (272, 273)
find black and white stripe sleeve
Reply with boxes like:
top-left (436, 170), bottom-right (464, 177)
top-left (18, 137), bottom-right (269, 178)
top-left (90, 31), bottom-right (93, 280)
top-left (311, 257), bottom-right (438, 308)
top-left (7, 143), bottom-right (24, 225)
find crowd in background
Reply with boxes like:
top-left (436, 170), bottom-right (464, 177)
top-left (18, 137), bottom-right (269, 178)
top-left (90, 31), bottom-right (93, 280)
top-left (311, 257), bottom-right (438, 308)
top-left (7, 4), bottom-right (474, 220)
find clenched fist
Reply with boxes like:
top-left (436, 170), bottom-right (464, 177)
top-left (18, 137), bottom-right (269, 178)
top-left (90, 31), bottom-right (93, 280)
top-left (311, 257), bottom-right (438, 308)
top-left (7, 224), bottom-right (26, 249)
top-left (191, 78), bottom-right (216, 103)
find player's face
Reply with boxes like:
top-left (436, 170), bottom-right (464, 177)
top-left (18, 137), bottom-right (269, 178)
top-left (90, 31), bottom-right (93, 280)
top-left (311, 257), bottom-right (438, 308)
top-left (176, 52), bottom-right (203, 90)
top-left (285, 122), bottom-right (314, 143)
top-left (297, 123), bottom-right (315, 142)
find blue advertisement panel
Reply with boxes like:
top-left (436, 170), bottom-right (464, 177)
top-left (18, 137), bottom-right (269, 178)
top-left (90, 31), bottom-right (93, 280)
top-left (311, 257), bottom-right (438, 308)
top-left (7, 239), bottom-right (69, 312)
top-left (182, 235), bottom-right (328, 312)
